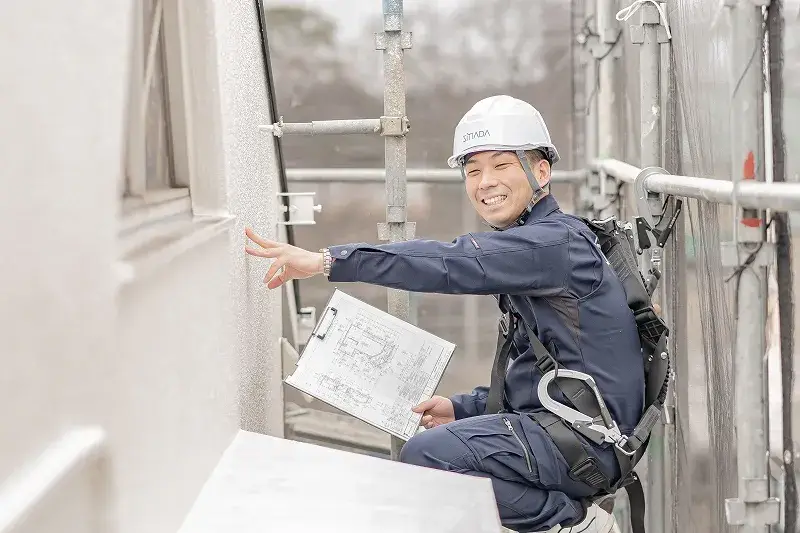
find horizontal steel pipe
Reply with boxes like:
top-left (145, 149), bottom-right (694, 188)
top-left (595, 159), bottom-right (800, 211)
top-left (592, 158), bottom-right (641, 184)
top-left (260, 119), bottom-right (382, 136)
top-left (644, 173), bottom-right (800, 212)
top-left (286, 168), bottom-right (587, 184)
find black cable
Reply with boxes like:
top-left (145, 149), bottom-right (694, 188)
top-left (767, 2), bottom-right (797, 530)
top-left (254, 0), bottom-right (301, 312)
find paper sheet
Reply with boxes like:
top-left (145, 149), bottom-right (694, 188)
top-left (285, 289), bottom-right (456, 441)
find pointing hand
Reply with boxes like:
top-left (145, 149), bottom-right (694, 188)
top-left (244, 227), bottom-right (324, 289)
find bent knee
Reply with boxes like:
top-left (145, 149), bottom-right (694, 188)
top-left (399, 430), bottom-right (433, 466)
top-left (399, 426), bottom-right (471, 471)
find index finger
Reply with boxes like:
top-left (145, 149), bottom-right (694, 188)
top-left (245, 227), bottom-right (280, 249)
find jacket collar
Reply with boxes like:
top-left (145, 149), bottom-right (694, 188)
top-left (522, 194), bottom-right (561, 224)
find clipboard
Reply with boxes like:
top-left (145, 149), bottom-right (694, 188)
top-left (285, 289), bottom-right (457, 441)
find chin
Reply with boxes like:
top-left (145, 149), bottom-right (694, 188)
top-left (483, 213), bottom-right (514, 228)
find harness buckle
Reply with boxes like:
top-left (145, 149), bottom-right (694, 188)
top-left (499, 312), bottom-right (515, 338)
top-left (614, 436), bottom-right (637, 457)
top-left (499, 314), bottom-right (509, 337)
top-left (569, 457), bottom-right (610, 490)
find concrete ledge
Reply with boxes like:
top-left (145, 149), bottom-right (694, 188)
top-left (177, 430), bottom-right (502, 533)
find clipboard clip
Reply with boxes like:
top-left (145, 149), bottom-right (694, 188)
top-left (310, 306), bottom-right (338, 340)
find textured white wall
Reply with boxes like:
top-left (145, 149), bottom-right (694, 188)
top-left (0, 0), bottom-right (283, 530)
top-left (212, 0), bottom-right (284, 434)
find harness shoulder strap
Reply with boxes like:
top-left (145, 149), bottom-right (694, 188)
top-left (486, 296), bottom-right (602, 422)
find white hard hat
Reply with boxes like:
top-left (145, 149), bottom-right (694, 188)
top-left (447, 95), bottom-right (560, 168)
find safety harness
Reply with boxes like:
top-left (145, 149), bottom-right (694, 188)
top-left (486, 201), bottom-right (682, 533)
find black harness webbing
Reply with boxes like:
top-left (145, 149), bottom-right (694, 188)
top-left (487, 293), bottom-right (670, 533)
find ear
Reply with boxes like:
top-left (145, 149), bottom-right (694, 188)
top-left (536, 158), bottom-right (551, 183)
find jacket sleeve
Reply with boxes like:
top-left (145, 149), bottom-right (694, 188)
top-left (449, 386), bottom-right (489, 419)
top-left (326, 222), bottom-right (570, 295)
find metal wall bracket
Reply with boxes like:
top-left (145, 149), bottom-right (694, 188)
top-left (277, 192), bottom-right (322, 226)
top-left (377, 222), bottom-right (416, 241)
top-left (720, 241), bottom-right (774, 268)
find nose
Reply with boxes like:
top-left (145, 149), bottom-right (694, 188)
top-left (478, 169), bottom-right (499, 189)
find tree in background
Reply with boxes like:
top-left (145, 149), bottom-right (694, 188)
top-left (265, 6), bottom-right (345, 107)
top-left (265, 0), bottom-right (574, 168)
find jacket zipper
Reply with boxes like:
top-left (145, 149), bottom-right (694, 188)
top-left (502, 416), bottom-right (532, 473)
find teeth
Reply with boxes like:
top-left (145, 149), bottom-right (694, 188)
top-left (484, 195), bottom-right (507, 206)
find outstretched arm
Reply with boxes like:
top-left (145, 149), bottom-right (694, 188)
top-left (244, 222), bottom-right (570, 295)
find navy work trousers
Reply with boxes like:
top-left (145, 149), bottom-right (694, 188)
top-left (399, 413), bottom-right (620, 533)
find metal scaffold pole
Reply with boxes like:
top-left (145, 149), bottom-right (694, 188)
top-left (630, 3), bottom-right (670, 532)
top-left (575, 0), bottom-right (598, 218)
top-left (594, 0), bottom-right (621, 219)
top-left (259, 0), bottom-right (415, 462)
top-left (723, 0), bottom-right (780, 531)
top-left (376, 0), bottom-right (414, 461)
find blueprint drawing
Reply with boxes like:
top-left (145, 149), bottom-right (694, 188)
top-left (285, 289), bottom-right (456, 441)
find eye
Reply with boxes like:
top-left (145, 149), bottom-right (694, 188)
top-left (496, 163), bottom-right (512, 170)
top-left (467, 168), bottom-right (480, 177)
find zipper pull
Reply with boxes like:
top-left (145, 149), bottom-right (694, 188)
top-left (503, 417), bottom-right (513, 432)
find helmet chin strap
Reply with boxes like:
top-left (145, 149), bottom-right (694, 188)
top-left (459, 150), bottom-right (550, 231)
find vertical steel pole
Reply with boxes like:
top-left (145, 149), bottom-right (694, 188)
top-left (661, 23), bottom-right (688, 533)
top-left (578, 0), bottom-right (599, 218)
top-left (632, 3), bottom-right (668, 532)
top-left (595, 0), bottom-right (621, 219)
top-left (723, 1), bottom-right (780, 530)
top-left (377, 0), bottom-right (415, 461)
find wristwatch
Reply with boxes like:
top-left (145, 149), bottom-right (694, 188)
top-left (320, 248), bottom-right (333, 277)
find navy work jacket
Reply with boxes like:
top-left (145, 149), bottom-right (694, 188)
top-left (328, 195), bottom-right (644, 435)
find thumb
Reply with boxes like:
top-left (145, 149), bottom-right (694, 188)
top-left (412, 397), bottom-right (439, 413)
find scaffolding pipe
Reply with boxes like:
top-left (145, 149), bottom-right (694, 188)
top-left (259, 119), bottom-right (382, 137)
top-left (285, 168), bottom-right (587, 184)
top-left (595, 158), bottom-right (800, 211)
top-left (631, 2), bottom-right (668, 532)
top-left (595, 0), bottom-right (621, 219)
top-left (645, 175), bottom-right (800, 211)
top-left (378, 0), bottom-right (412, 461)
top-left (593, 158), bottom-right (641, 184)
top-left (723, 1), bottom-right (780, 531)
top-left (580, 0), bottom-right (599, 218)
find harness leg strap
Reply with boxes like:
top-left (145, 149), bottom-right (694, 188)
top-left (624, 473), bottom-right (646, 533)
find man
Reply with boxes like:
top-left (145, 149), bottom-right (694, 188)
top-left (245, 95), bottom-right (643, 533)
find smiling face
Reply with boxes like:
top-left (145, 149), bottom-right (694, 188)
top-left (463, 150), bottom-right (551, 227)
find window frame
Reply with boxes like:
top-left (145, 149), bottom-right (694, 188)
top-left (118, 0), bottom-right (234, 285)
top-left (124, 0), bottom-right (193, 206)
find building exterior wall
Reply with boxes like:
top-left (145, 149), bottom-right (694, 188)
top-left (0, 1), bottom-right (283, 531)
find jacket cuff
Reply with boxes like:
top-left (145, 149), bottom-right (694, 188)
top-left (327, 244), bottom-right (359, 282)
top-left (450, 393), bottom-right (479, 420)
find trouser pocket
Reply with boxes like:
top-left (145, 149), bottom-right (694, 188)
top-left (446, 414), bottom-right (540, 484)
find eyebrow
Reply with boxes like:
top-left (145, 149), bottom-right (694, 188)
top-left (465, 151), bottom-right (512, 165)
